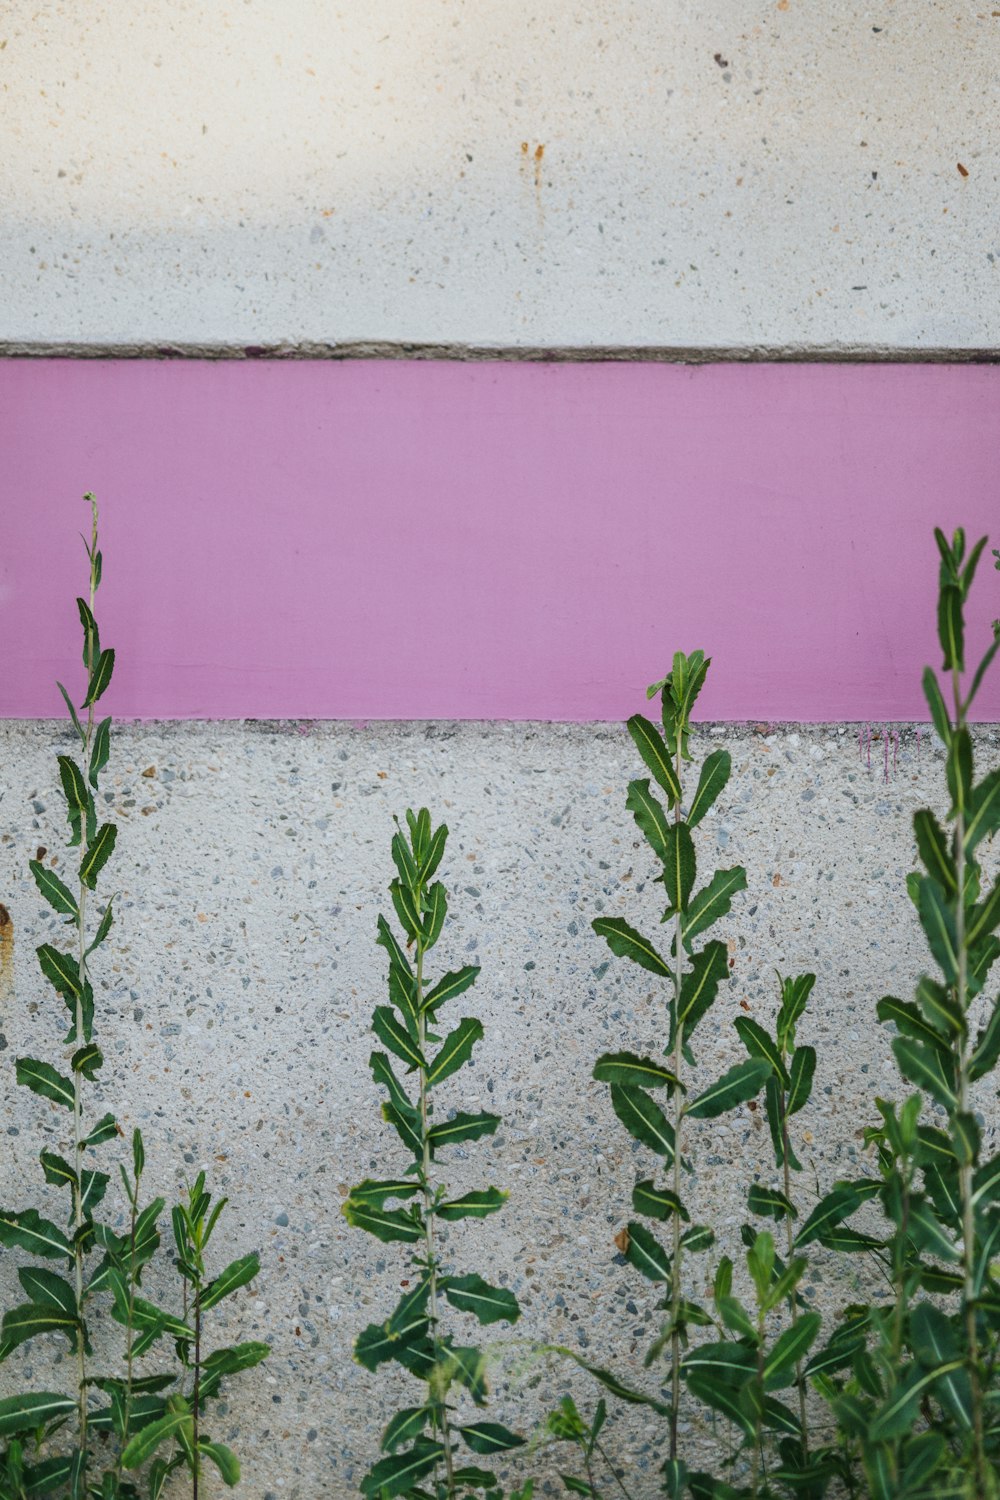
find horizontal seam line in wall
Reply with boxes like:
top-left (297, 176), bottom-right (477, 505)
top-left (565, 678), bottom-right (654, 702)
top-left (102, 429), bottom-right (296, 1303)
top-left (2, 341), bottom-right (1000, 364)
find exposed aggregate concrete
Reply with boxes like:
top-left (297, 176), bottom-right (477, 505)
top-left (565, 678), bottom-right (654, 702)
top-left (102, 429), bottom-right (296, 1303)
top-left (0, 720), bottom-right (998, 1497)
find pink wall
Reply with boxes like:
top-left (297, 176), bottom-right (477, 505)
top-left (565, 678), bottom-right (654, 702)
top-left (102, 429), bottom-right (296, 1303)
top-left (2, 359), bottom-right (998, 721)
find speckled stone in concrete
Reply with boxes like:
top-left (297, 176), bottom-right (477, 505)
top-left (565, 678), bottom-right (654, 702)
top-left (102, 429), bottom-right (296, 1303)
top-left (2, 3), bottom-right (998, 351)
top-left (0, 720), bottom-right (998, 1496)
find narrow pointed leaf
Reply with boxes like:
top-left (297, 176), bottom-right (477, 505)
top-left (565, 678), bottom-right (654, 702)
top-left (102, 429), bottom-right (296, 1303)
top-left (681, 866), bottom-right (747, 947)
top-left (360, 1441), bottom-right (444, 1498)
top-left (686, 1058), bottom-right (769, 1119)
top-left (914, 809), bottom-right (957, 895)
top-left (88, 717), bottom-right (111, 789)
top-left (422, 882), bottom-right (447, 947)
top-left (893, 1036), bottom-right (958, 1110)
top-left (426, 1017), bottom-right (483, 1087)
top-left (748, 1185), bottom-right (796, 1221)
top-left (609, 1085), bottom-right (674, 1161)
top-left (199, 1253), bottom-right (260, 1311)
top-left (592, 917), bottom-right (671, 978)
top-left (626, 778), bottom-right (670, 864)
top-left (458, 1423), bottom-right (525, 1455)
top-left (381, 1407), bottom-right (430, 1453)
top-left (29, 862), bottom-right (78, 919)
top-left (442, 1275), bottom-right (520, 1326)
top-left (662, 823), bottom-right (696, 914)
top-left (623, 1221), bottom-right (672, 1282)
top-left (372, 1006), bottom-right (425, 1071)
top-left (423, 965), bottom-right (479, 1016)
top-left (199, 1443), bottom-right (240, 1487)
top-left (734, 1017), bottom-right (787, 1086)
top-left (428, 1111), bottom-right (500, 1149)
top-left (593, 1052), bottom-right (681, 1091)
top-left (918, 878), bottom-right (959, 984)
top-left (787, 1045), bottom-right (816, 1115)
top-left (437, 1188), bottom-right (507, 1221)
top-left (16, 1058), bottom-right (74, 1110)
top-left (675, 940), bottom-right (728, 1048)
top-left (79, 824), bottom-right (117, 890)
top-left (121, 1406), bottom-right (194, 1470)
top-left (969, 995), bottom-right (1000, 1083)
top-left (0, 1392), bottom-right (77, 1437)
top-left (794, 1186), bottom-right (861, 1249)
top-left (82, 648), bottom-right (115, 707)
top-left (36, 945), bottom-right (82, 1001)
top-left (0, 1210), bottom-right (72, 1263)
top-left (763, 1312), bottom-right (821, 1389)
top-left (687, 750), bottom-right (731, 828)
top-left (966, 766), bottom-right (1000, 853)
top-left (342, 1201), bottom-right (423, 1243)
top-left (627, 714), bottom-right (681, 805)
top-left (632, 1180), bottom-right (686, 1222)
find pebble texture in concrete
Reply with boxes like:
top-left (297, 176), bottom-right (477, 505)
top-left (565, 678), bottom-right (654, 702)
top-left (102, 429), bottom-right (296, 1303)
top-left (3, 2), bottom-right (998, 352)
top-left (1, 719), bottom-right (998, 1497)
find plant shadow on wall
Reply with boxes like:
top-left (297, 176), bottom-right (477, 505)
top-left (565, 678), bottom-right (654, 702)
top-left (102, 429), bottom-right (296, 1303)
top-left (535, 534), bottom-right (1000, 1500)
top-left (0, 496), bottom-right (269, 1500)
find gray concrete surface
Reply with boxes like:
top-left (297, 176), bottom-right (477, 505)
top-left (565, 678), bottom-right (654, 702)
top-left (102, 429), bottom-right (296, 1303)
top-left (3, 2), bottom-right (998, 353)
top-left (1, 719), bottom-right (997, 1497)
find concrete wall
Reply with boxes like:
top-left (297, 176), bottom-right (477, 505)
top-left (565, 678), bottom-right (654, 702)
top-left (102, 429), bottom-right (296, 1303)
top-left (3, 0), bottom-right (998, 354)
top-left (3, 718), bottom-right (996, 1499)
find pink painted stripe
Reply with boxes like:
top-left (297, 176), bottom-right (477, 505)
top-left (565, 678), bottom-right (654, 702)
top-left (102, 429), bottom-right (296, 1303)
top-left (2, 359), bottom-right (999, 721)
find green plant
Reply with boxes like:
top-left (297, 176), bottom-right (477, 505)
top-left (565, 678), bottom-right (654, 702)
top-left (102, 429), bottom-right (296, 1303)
top-left (0, 495), bottom-right (268, 1499)
top-left (343, 809), bottom-right (527, 1500)
top-left (805, 528), bottom-right (1000, 1499)
top-left (587, 654), bottom-right (771, 1498)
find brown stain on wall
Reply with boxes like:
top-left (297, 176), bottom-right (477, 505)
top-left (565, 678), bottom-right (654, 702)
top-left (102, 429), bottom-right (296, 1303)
top-left (0, 903), bottom-right (12, 1006)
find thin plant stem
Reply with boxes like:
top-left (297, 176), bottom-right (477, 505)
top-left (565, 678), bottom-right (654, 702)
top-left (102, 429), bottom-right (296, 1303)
top-left (669, 737), bottom-right (684, 1463)
top-left (592, 1437), bottom-right (637, 1500)
top-left (952, 662), bottom-right (987, 1492)
top-left (193, 1291), bottom-right (202, 1500)
top-left (780, 1088), bottom-right (809, 1446)
top-left (417, 938), bottom-right (457, 1500)
top-left (71, 497), bottom-right (100, 1463)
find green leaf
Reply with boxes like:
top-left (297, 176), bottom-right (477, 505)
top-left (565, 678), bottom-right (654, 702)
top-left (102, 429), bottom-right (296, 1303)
top-left (969, 995), bottom-right (1000, 1083)
top-left (381, 1103), bottom-right (422, 1160)
top-left (420, 822), bottom-right (447, 882)
top-left (346, 1179), bottom-right (420, 1207)
top-left (1, 1303), bottom-right (80, 1355)
top-left (57, 755), bottom-right (91, 847)
top-left (913, 975), bottom-right (964, 1037)
top-left (459, 1423), bottom-right (524, 1455)
top-left (794, 1186), bottom-right (861, 1249)
top-left (938, 583), bottom-right (964, 671)
top-left (423, 966), bottom-right (479, 1016)
top-left (762, 1312), bottom-right (821, 1389)
top-left (662, 823), bottom-right (696, 915)
top-left (389, 879), bottom-right (421, 941)
top-left (893, 1035), bottom-right (958, 1111)
top-left (787, 1045), bottom-right (816, 1115)
top-left (36, 944), bottom-right (82, 1002)
top-left (84, 1112), bottom-right (119, 1147)
top-left (632, 1180), bottom-right (686, 1222)
top-left (71, 1044), bottom-right (102, 1080)
top-left (88, 717), bottom-right (112, 789)
top-left (748, 1185), bottom-right (796, 1221)
top-left (592, 917), bottom-right (672, 978)
top-left (0, 1392), bottom-right (76, 1438)
top-left (372, 1006), bottom-right (425, 1071)
top-left (445, 1346), bottom-right (489, 1405)
top-left (18, 1268), bottom-right (76, 1316)
top-left (734, 1018), bottom-right (787, 1087)
top-left (675, 940), bottom-right (728, 1052)
top-left (946, 727), bottom-right (973, 821)
top-left (878, 994), bottom-right (952, 1054)
top-left (923, 667), bottom-right (952, 742)
top-left (360, 1441), bottom-right (444, 1498)
top-left (0, 1209), bottom-right (72, 1263)
top-left (199, 1442), bottom-right (240, 1487)
top-left (79, 824), bottom-right (117, 891)
top-left (918, 878), bottom-right (959, 984)
top-left (623, 1221), bottom-right (672, 1282)
top-left (82, 648), bottom-right (115, 707)
top-left (16, 1057), bottom-right (74, 1110)
top-left (681, 1340), bottom-right (757, 1382)
top-left (390, 830), bottom-right (418, 887)
top-left (422, 882), bottom-right (448, 948)
top-left (685, 1373), bottom-right (755, 1442)
top-left (426, 1017), bottom-right (484, 1087)
top-left (681, 866), bottom-right (747, 948)
top-left (200, 1341), bottom-right (269, 1384)
top-left (966, 767), bottom-right (1000, 853)
top-left (681, 1224), bottom-right (715, 1254)
top-left (609, 1084), bottom-right (674, 1161)
top-left (914, 808), bottom-right (957, 895)
top-left (687, 750), bottom-right (731, 828)
top-left (442, 1274), bottom-right (520, 1326)
top-left (381, 1407), bottom-right (430, 1454)
top-left (685, 1058), bottom-right (769, 1120)
top-left (910, 1303), bottom-right (972, 1430)
top-left (437, 1188), bottom-right (507, 1221)
top-left (29, 862), bottom-right (78, 919)
top-left (77, 597), bottom-right (100, 668)
top-left (85, 900), bottom-right (114, 958)
top-left (546, 1346), bottom-right (670, 1414)
top-left (121, 1405), bottom-right (193, 1470)
top-left (56, 681), bottom-right (85, 744)
top-left (342, 1201), bottom-right (423, 1243)
top-left (776, 973), bottom-right (815, 1050)
top-left (592, 1052), bottom-right (681, 1091)
top-left (869, 1361), bottom-right (964, 1442)
top-left (428, 1111), bottom-right (500, 1149)
top-left (199, 1253), bottom-right (260, 1311)
top-left (626, 778), bottom-right (671, 864)
top-left (627, 714), bottom-right (681, 806)
top-left (369, 1051), bottom-right (414, 1115)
